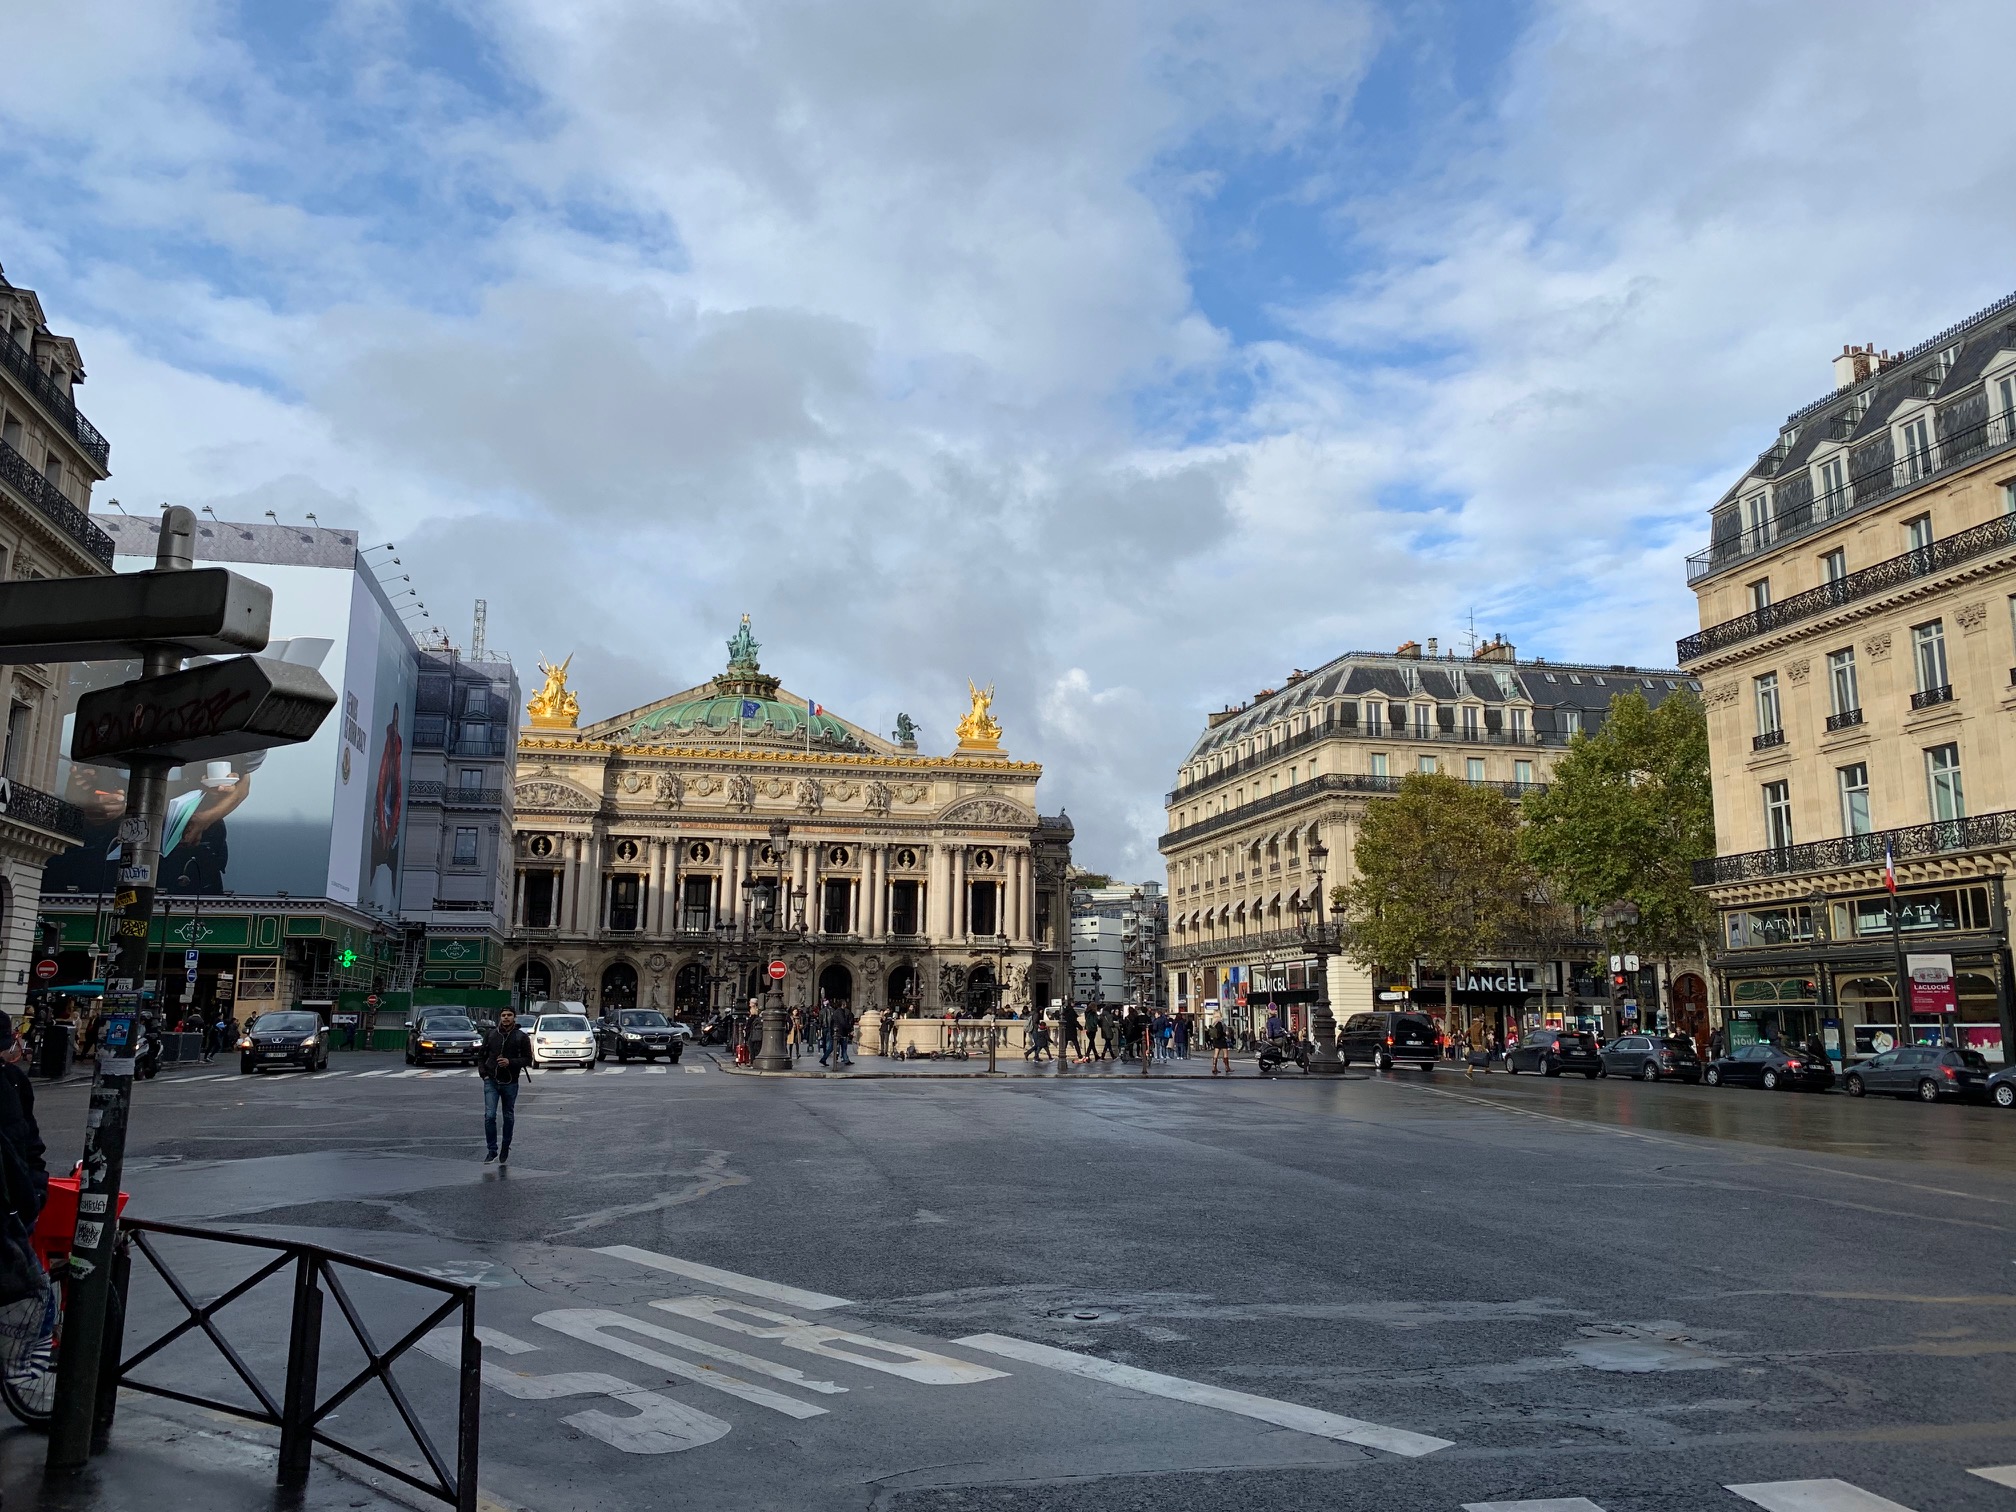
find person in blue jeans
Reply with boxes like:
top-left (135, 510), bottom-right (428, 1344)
top-left (477, 1006), bottom-right (534, 1164)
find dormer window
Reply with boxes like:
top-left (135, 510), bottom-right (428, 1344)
top-left (1899, 414), bottom-right (1935, 482)
top-left (1743, 491), bottom-right (1771, 545)
top-left (1816, 454), bottom-right (1847, 505)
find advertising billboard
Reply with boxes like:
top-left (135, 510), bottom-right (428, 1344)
top-left (325, 573), bottom-right (415, 911)
top-left (44, 557), bottom-right (415, 906)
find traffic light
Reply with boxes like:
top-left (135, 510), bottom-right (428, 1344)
top-left (1612, 972), bottom-right (1626, 992)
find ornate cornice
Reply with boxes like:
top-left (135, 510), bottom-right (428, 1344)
top-left (516, 735), bottom-right (1041, 775)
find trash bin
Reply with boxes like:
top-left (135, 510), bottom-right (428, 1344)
top-left (38, 1023), bottom-right (73, 1080)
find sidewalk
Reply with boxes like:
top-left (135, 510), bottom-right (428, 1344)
top-left (2, 1395), bottom-right (493, 1512)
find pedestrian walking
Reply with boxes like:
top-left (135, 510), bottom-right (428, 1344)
top-left (1026, 1015), bottom-right (1052, 1061)
top-left (477, 1006), bottom-right (534, 1165)
top-left (833, 1000), bottom-right (856, 1066)
top-left (1209, 1016), bottom-right (1232, 1075)
top-left (1174, 1014), bottom-right (1190, 1059)
top-left (1060, 1002), bottom-right (1081, 1061)
top-left (0, 1012), bottom-right (51, 1377)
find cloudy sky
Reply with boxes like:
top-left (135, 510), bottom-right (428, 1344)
top-left (5, 1), bottom-right (2014, 876)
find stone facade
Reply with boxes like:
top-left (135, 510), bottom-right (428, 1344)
top-left (1161, 640), bottom-right (1700, 1036)
top-left (505, 620), bottom-right (1072, 1020)
top-left (1683, 293), bottom-right (2016, 1059)
top-left (0, 264), bottom-right (114, 1023)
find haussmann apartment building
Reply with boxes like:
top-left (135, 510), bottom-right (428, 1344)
top-left (1682, 290), bottom-right (2016, 1066)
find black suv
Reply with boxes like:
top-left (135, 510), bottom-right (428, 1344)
top-left (1338, 1011), bottom-right (1443, 1070)
top-left (596, 1009), bottom-right (685, 1063)
top-left (1507, 1028), bottom-right (1603, 1078)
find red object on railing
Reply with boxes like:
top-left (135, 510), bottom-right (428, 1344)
top-left (33, 1175), bottom-right (130, 1273)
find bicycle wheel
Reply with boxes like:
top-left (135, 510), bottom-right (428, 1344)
top-left (0, 1280), bottom-right (62, 1427)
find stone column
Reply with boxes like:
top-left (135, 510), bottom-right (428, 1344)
top-left (721, 840), bottom-right (741, 933)
top-left (951, 848), bottom-right (967, 941)
top-left (564, 835), bottom-right (583, 932)
top-left (1022, 850), bottom-right (1038, 945)
top-left (928, 844), bottom-right (948, 941)
top-left (664, 836), bottom-right (681, 934)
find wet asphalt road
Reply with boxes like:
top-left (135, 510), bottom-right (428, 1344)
top-left (21, 1052), bottom-right (2016, 1512)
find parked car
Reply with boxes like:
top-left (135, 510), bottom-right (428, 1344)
top-left (238, 1011), bottom-right (329, 1075)
top-left (407, 1013), bottom-right (482, 1068)
top-left (1507, 1028), bottom-right (1603, 1078)
top-left (527, 1011), bottom-right (597, 1068)
top-left (667, 1020), bottom-right (695, 1042)
top-left (1599, 1034), bottom-right (1702, 1083)
top-left (595, 1009), bottom-right (685, 1063)
top-left (1986, 1064), bottom-right (2016, 1108)
top-left (1337, 1011), bottom-right (1444, 1070)
top-left (1703, 1042), bottom-right (1834, 1091)
top-left (1843, 1045), bottom-right (1988, 1102)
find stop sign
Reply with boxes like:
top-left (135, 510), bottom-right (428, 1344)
top-left (767, 960), bottom-right (788, 981)
top-left (33, 959), bottom-right (57, 981)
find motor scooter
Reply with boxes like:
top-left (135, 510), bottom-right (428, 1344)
top-left (1256, 1035), bottom-right (1311, 1074)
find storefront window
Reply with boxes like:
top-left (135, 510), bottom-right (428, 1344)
top-left (1724, 905), bottom-right (1815, 948)
top-left (1851, 885), bottom-right (1991, 938)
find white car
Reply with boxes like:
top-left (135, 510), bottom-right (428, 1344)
top-left (529, 1012), bottom-right (597, 1068)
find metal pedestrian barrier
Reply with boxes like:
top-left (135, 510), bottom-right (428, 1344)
top-left (110, 1218), bottom-right (481, 1510)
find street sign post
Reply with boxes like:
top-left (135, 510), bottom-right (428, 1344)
top-left (71, 655), bottom-right (335, 765)
top-left (768, 960), bottom-right (788, 981)
top-left (47, 507), bottom-right (330, 1473)
top-left (0, 564), bottom-right (271, 664)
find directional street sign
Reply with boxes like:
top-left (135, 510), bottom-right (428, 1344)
top-left (71, 655), bottom-right (336, 766)
top-left (0, 566), bottom-right (272, 665)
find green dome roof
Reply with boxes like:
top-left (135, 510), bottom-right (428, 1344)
top-left (628, 695), bottom-right (856, 746)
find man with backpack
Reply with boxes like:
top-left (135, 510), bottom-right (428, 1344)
top-left (477, 1006), bottom-right (534, 1165)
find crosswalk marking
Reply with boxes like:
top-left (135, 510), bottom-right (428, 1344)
top-left (352, 1069), bottom-right (396, 1077)
top-left (1726, 1482), bottom-right (1920, 1511)
top-left (593, 1246), bottom-right (855, 1311)
top-left (1463, 1501), bottom-right (1608, 1512)
top-left (533, 1308), bottom-right (828, 1419)
top-left (953, 1333), bottom-right (1451, 1457)
top-left (1971, 1467), bottom-right (2016, 1488)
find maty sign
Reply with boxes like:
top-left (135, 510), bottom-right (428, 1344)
top-left (72, 656), bottom-right (335, 766)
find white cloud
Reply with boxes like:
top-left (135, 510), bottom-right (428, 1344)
top-left (5, 0), bottom-right (2012, 878)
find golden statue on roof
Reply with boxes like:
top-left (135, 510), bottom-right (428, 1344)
top-left (955, 680), bottom-right (1003, 751)
top-left (527, 654), bottom-right (580, 729)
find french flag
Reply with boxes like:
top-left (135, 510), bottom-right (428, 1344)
top-left (1882, 838), bottom-right (1897, 894)
top-left (808, 700), bottom-right (824, 718)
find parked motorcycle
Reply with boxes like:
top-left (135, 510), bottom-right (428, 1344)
top-left (1256, 1035), bottom-right (1311, 1074)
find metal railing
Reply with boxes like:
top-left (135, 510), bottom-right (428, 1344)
top-left (1685, 409), bottom-right (2016, 585)
top-left (0, 333), bottom-right (110, 471)
top-left (1825, 708), bottom-right (1864, 731)
top-left (0, 437), bottom-right (115, 567)
top-left (0, 777), bottom-right (86, 838)
top-left (1910, 684), bottom-right (1954, 710)
top-left (115, 1218), bottom-right (479, 1510)
top-left (408, 781), bottom-right (506, 808)
top-left (1680, 507), bottom-right (2016, 660)
top-left (1160, 772), bottom-right (1546, 851)
top-left (1694, 804), bottom-right (2016, 884)
top-left (1167, 717), bottom-right (1560, 805)
top-left (1752, 728), bottom-right (1786, 751)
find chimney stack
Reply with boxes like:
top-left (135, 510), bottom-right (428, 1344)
top-left (1833, 343), bottom-right (1883, 390)
top-left (1426, 636), bottom-right (1438, 658)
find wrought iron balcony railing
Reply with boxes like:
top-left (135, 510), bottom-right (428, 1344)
top-left (1684, 408), bottom-right (2016, 586)
top-left (0, 437), bottom-right (114, 568)
top-left (0, 335), bottom-right (110, 472)
top-left (1825, 708), bottom-right (1864, 731)
top-left (1159, 771), bottom-right (1547, 851)
top-left (1679, 507), bottom-right (2016, 662)
top-left (1910, 684), bottom-right (1954, 710)
top-left (408, 781), bottom-right (506, 808)
top-left (1752, 728), bottom-right (1786, 751)
top-left (1694, 805), bottom-right (2016, 885)
top-left (1167, 714), bottom-right (1562, 805)
top-left (0, 778), bottom-right (85, 839)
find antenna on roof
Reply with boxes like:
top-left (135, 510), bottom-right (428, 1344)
top-left (1463, 609), bottom-right (1479, 658)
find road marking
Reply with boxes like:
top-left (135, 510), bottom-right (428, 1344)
top-left (1972, 1466), bottom-right (2016, 1488)
top-left (533, 1306), bottom-right (845, 1394)
top-left (594, 1245), bottom-right (855, 1311)
top-left (953, 1333), bottom-right (1452, 1457)
top-left (1726, 1482), bottom-right (1920, 1511)
top-left (532, 1308), bottom-right (827, 1418)
top-left (352, 1069), bottom-right (397, 1077)
top-left (654, 1297), bottom-right (1007, 1384)
top-left (1463, 1501), bottom-right (1608, 1511)
top-left (679, 1066), bottom-right (700, 1074)
top-left (419, 1327), bottom-right (730, 1453)
top-left (391, 1069), bottom-right (428, 1078)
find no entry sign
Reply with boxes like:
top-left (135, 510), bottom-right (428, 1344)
top-left (768, 960), bottom-right (788, 981)
top-left (34, 959), bottom-right (58, 981)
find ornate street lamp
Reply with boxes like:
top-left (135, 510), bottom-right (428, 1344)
top-left (754, 820), bottom-right (800, 1072)
top-left (1304, 839), bottom-right (1344, 1073)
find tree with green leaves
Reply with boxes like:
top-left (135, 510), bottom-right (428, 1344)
top-left (1520, 689), bottom-right (1716, 967)
top-left (1334, 772), bottom-right (1531, 1043)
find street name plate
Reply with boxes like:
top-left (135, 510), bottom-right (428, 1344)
top-left (72, 655), bottom-right (336, 765)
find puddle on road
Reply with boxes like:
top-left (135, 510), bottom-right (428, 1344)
top-left (1566, 1326), bottom-right (1726, 1373)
